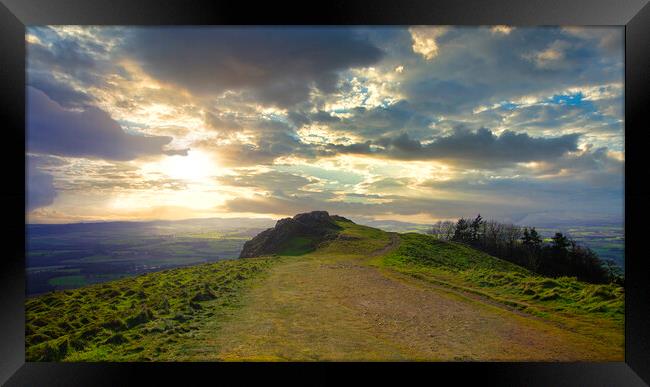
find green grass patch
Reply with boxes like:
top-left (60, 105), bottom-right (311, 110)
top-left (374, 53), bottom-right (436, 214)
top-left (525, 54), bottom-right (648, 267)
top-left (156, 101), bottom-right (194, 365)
top-left (317, 220), bottom-right (391, 255)
top-left (26, 256), bottom-right (276, 361)
top-left (383, 233), bottom-right (527, 273)
top-left (373, 232), bottom-right (623, 347)
top-left (279, 236), bottom-right (316, 256)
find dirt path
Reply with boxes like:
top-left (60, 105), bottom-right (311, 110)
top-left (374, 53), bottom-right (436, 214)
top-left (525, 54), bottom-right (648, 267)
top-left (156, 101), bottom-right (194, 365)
top-left (173, 237), bottom-right (620, 361)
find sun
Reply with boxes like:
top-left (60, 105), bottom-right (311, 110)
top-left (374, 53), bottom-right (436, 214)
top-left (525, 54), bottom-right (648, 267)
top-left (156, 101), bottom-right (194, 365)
top-left (157, 150), bottom-right (216, 181)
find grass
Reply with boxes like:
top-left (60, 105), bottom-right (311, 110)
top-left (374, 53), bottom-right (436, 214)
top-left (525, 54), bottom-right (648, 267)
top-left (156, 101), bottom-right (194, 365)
top-left (371, 232), bottom-right (624, 347)
top-left (381, 233), bottom-right (527, 273)
top-left (278, 236), bottom-right (316, 256)
top-left (26, 256), bottom-right (276, 361)
top-left (319, 219), bottom-right (391, 254)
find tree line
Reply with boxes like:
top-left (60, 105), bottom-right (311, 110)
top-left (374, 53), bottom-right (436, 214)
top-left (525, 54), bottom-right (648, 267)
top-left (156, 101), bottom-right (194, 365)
top-left (427, 215), bottom-right (624, 285)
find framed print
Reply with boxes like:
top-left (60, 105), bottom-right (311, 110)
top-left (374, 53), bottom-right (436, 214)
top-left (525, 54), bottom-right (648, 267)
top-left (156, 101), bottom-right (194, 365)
top-left (1, 0), bottom-right (649, 385)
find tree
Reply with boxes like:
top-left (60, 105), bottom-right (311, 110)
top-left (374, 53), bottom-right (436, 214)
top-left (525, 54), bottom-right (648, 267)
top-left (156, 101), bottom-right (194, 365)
top-left (427, 220), bottom-right (456, 240)
top-left (453, 218), bottom-right (471, 242)
top-left (442, 221), bottom-right (456, 240)
top-left (551, 232), bottom-right (570, 251)
top-left (603, 259), bottom-right (624, 285)
top-left (529, 227), bottom-right (542, 249)
top-left (470, 214), bottom-right (484, 241)
top-left (437, 215), bottom-right (616, 285)
top-left (522, 227), bottom-right (531, 247)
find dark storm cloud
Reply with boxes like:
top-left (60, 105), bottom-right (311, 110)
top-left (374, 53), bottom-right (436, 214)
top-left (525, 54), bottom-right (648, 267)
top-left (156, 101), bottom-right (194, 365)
top-left (126, 27), bottom-right (384, 107)
top-left (332, 128), bottom-right (580, 165)
top-left (27, 87), bottom-right (178, 161)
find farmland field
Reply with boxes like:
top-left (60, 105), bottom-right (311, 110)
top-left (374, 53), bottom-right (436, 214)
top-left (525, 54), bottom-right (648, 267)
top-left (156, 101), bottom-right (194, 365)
top-left (26, 218), bottom-right (275, 295)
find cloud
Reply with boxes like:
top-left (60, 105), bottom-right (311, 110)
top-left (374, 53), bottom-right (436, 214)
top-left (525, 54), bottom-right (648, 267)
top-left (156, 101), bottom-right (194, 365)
top-left (562, 27), bottom-right (624, 55)
top-left (409, 27), bottom-right (449, 60)
top-left (24, 26), bottom-right (625, 226)
top-left (28, 36), bottom-right (97, 74)
top-left (27, 87), bottom-right (179, 161)
top-left (204, 111), bottom-right (243, 133)
top-left (126, 27), bottom-right (384, 107)
top-left (530, 145), bottom-right (624, 183)
top-left (360, 177), bottom-right (411, 192)
top-left (217, 170), bottom-right (313, 194)
top-left (197, 118), bottom-right (317, 166)
top-left (490, 26), bottom-right (513, 35)
top-left (331, 128), bottom-right (580, 166)
top-left (26, 156), bottom-right (58, 211)
top-left (27, 72), bottom-right (94, 108)
top-left (523, 40), bottom-right (572, 70)
top-left (398, 27), bottom-right (623, 118)
top-left (26, 27), bottom-right (117, 99)
top-left (317, 100), bottom-right (435, 139)
top-left (220, 188), bottom-right (540, 222)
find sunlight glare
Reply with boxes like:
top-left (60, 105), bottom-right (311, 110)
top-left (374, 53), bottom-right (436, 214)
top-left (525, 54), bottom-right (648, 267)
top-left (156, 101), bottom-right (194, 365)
top-left (158, 150), bottom-right (216, 181)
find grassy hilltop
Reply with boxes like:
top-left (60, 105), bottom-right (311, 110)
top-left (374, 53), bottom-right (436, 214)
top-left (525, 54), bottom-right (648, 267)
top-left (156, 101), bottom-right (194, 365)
top-left (26, 214), bottom-right (624, 361)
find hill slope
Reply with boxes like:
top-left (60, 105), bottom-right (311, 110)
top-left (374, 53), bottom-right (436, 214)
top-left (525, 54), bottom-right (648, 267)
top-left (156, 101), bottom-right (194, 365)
top-left (26, 213), bottom-right (624, 361)
top-left (239, 211), bottom-right (345, 258)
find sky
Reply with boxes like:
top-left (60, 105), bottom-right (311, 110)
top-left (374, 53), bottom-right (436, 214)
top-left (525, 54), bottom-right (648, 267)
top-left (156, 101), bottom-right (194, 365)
top-left (26, 26), bottom-right (624, 225)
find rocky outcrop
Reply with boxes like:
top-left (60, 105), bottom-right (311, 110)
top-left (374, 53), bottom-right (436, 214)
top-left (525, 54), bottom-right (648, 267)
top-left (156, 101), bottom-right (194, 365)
top-left (239, 211), bottom-right (348, 258)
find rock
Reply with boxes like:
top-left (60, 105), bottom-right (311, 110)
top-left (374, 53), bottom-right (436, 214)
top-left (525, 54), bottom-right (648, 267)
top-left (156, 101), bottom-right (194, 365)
top-left (239, 211), bottom-right (350, 258)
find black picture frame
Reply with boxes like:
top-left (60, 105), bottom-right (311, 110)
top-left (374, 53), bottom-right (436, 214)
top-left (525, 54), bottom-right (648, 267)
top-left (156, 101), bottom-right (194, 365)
top-left (1, 0), bottom-right (648, 385)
